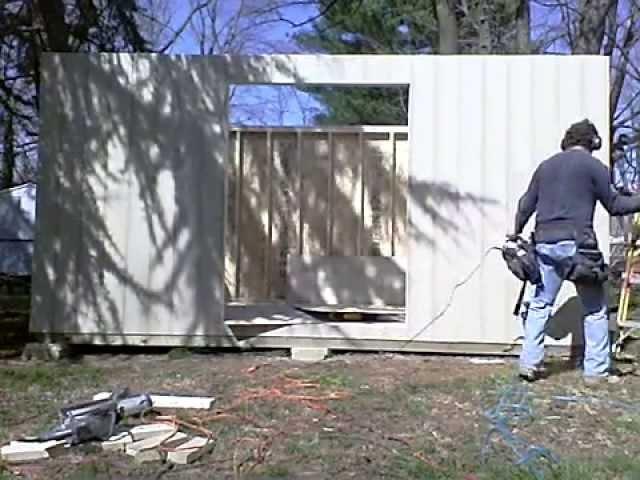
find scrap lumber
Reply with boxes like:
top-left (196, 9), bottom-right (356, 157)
top-left (101, 423), bottom-right (177, 452)
top-left (150, 395), bottom-right (215, 410)
top-left (166, 436), bottom-right (215, 465)
top-left (125, 431), bottom-right (188, 463)
top-left (93, 392), bottom-right (215, 410)
top-left (0, 440), bottom-right (65, 463)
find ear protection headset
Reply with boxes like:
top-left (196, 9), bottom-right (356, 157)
top-left (561, 119), bottom-right (602, 152)
top-left (589, 121), bottom-right (602, 151)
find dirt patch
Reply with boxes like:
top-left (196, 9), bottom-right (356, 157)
top-left (1, 351), bottom-right (639, 479)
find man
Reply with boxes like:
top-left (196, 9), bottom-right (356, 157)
top-left (512, 119), bottom-right (640, 384)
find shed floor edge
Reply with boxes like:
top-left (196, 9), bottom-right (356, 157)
top-left (29, 333), bottom-right (582, 357)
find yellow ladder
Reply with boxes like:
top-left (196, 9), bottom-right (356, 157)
top-left (614, 213), bottom-right (640, 356)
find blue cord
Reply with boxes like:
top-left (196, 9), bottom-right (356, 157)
top-left (482, 383), bottom-right (558, 479)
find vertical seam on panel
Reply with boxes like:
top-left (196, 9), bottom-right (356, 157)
top-left (430, 60), bottom-right (439, 327)
top-left (479, 58), bottom-right (487, 336)
top-left (505, 60), bottom-right (513, 340)
top-left (121, 57), bottom-right (134, 330)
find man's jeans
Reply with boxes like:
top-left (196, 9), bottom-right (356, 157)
top-left (519, 241), bottom-right (611, 377)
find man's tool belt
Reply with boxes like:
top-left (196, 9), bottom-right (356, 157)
top-left (502, 237), bottom-right (542, 285)
top-left (563, 249), bottom-right (609, 284)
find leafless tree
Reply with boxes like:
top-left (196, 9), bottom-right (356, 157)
top-left (181, 0), bottom-right (325, 125)
top-left (428, 1), bottom-right (640, 158)
top-left (531, 0), bottom-right (640, 156)
top-left (0, 0), bottom-right (332, 185)
top-left (0, 0), bottom-right (155, 186)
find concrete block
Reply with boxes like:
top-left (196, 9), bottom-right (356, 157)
top-left (291, 347), bottom-right (329, 362)
top-left (21, 342), bottom-right (68, 362)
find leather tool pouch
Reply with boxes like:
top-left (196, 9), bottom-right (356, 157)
top-left (502, 236), bottom-right (542, 285)
top-left (564, 249), bottom-right (609, 284)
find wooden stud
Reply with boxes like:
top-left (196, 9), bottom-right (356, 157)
top-left (296, 130), bottom-right (304, 256)
top-left (358, 132), bottom-right (365, 256)
top-left (265, 130), bottom-right (273, 298)
top-left (327, 132), bottom-right (334, 255)
top-left (391, 132), bottom-right (397, 256)
top-left (234, 130), bottom-right (243, 299)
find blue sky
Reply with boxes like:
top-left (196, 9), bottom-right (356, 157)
top-left (166, 1), bottom-right (325, 126)
top-left (158, 1), bottom-right (581, 127)
top-left (156, 1), bottom-right (638, 132)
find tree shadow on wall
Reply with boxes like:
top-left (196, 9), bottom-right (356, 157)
top-left (31, 54), bottom-right (299, 346)
top-left (32, 53), bottom-right (502, 347)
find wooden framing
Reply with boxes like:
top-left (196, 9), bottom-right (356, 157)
top-left (226, 126), bottom-right (409, 302)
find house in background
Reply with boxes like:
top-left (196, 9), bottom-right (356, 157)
top-left (0, 182), bottom-right (36, 276)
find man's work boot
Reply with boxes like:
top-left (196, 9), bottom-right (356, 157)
top-left (518, 366), bottom-right (546, 382)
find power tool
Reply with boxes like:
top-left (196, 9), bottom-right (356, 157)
top-left (23, 388), bottom-right (152, 445)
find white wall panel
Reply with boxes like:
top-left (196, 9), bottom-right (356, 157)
top-left (32, 53), bottom-right (609, 352)
top-left (407, 55), bottom-right (610, 347)
top-left (31, 54), bottom-right (229, 341)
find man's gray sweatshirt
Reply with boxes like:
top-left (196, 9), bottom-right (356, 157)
top-left (515, 148), bottom-right (640, 246)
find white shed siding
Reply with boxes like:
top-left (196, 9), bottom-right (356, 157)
top-left (406, 55), bottom-right (609, 347)
top-left (31, 53), bottom-right (609, 352)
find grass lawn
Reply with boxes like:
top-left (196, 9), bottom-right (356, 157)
top-left (1, 350), bottom-right (639, 479)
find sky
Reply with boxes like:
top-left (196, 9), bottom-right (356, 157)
top-left (156, 1), bottom-right (583, 127)
top-left (154, 1), bottom-right (639, 133)
top-left (165, 1), bottom-right (326, 126)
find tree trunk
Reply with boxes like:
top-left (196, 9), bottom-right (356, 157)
top-left (435, 0), bottom-right (459, 54)
top-left (2, 113), bottom-right (15, 189)
top-left (476, 1), bottom-right (491, 53)
top-left (609, 2), bottom-right (638, 151)
top-left (602, 0), bottom-right (619, 56)
top-left (515, 0), bottom-right (530, 53)
top-left (33, 0), bottom-right (71, 51)
top-left (574, 0), bottom-right (614, 54)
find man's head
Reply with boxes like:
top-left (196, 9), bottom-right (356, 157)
top-left (560, 119), bottom-right (602, 152)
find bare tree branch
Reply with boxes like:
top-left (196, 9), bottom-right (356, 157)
top-left (159, 0), bottom-right (212, 52)
top-left (610, 5), bottom-right (638, 116)
top-left (275, 0), bottom-right (339, 28)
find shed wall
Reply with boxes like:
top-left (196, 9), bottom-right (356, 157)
top-left (406, 56), bottom-right (610, 345)
top-left (31, 54), bottom-right (230, 341)
top-left (31, 54), bottom-right (609, 352)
